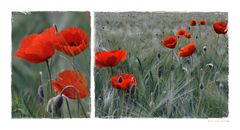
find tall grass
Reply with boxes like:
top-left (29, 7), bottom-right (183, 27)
top-left (95, 12), bottom-right (228, 118)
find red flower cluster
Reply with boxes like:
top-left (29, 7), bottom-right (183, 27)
top-left (56, 27), bottom-right (88, 56)
top-left (213, 22), bottom-right (228, 34)
top-left (177, 29), bottom-right (187, 37)
top-left (52, 70), bottom-right (89, 99)
top-left (189, 20), bottom-right (197, 26)
top-left (15, 27), bottom-right (58, 63)
top-left (199, 20), bottom-right (206, 25)
top-left (15, 26), bottom-right (89, 63)
top-left (95, 50), bottom-right (126, 68)
top-left (178, 41), bottom-right (196, 57)
top-left (177, 29), bottom-right (192, 39)
top-left (110, 73), bottom-right (137, 90)
top-left (162, 36), bottom-right (178, 48)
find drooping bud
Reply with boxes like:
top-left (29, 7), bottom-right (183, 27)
top-left (46, 95), bottom-right (63, 114)
top-left (38, 85), bottom-right (44, 103)
top-left (38, 71), bottom-right (44, 103)
top-left (53, 95), bottom-right (63, 111)
top-left (46, 98), bottom-right (54, 113)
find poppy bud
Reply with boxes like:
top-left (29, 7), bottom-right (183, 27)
top-left (157, 53), bottom-right (161, 59)
top-left (171, 65), bottom-right (175, 71)
top-left (196, 36), bottom-right (198, 39)
top-left (46, 98), bottom-right (54, 113)
top-left (219, 83), bottom-right (224, 88)
top-left (38, 71), bottom-right (44, 103)
top-left (203, 46), bottom-right (207, 52)
top-left (53, 95), bottom-right (63, 111)
top-left (199, 83), bottom-right (204, 90)
top-left (206, 63), bottom-right (214, 69)
top-left (46, 95), bottom-right (63, 113)
top-left (158, 66), bottom-right (162, 77)
top-left (38, 85), bottom-right (44, 103)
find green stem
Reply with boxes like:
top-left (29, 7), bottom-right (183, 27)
top-left (65, 98), bottom-right (72, 118)
top-left (60, 86), bottom-right (87, 118)
top-left (72, 57), bottom-right (76, 70)
top-left (46, 60), bottom-right (53, 95)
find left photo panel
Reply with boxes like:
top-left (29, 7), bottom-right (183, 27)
top-left (12, 12), bottom-right (91, 118)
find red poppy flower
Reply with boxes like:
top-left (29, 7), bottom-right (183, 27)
top-left (199, 20), bottom-right (206, 25)
top-left (162, 36), bottom-right (178, 48)
top-left (15, 27), bottom-right (58, 64)
top-left (177, 29), bottom-right (187, 37)
top-left (95, 50), bottom-right (127, 68)
top-left (178, 41), bottom-right (196, 57)
top-left (213, 22), bottom-right (228, 34)
top-left (56, 27), bottom-right (88, 56)
top-left (189, 20), bottom-right (197, 26)
top-left (184, 32), bottom-right (191, 39)
top-left (52, 70), bottom-right (89, 99)
top-left (110, 73), bottom-right (137, 90)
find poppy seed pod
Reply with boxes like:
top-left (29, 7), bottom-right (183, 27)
top-left (206, 63), bottom-right (214, 69)
top-left (203, 46), bottom-right (207, 52)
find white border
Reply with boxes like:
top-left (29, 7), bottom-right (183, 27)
top-left (1, 0), bottom-right (240, 130)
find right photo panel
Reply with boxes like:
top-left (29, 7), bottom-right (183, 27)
top-left (94, 12), bottom-right (228, 118)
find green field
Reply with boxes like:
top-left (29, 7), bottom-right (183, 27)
top-left (12, 12), bottom-right (91, 118)
top-left (95, 12), bottom-right (228, 118)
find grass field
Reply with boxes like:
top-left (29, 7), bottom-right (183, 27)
top-left (94, 12), bottom-right (228, 118)
top-left (12, 12), bottom-right (91, 118)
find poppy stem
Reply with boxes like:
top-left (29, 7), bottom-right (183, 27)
top-left (110, 67), bottom-right (114, 75)
top-left (72, 57), bottom-right (76, 70)
top-left (65, 98), bottom-right (72, 118)
top-left (46, 60), bottom-right (53, 95)
top-left (60, 86), bottom-right (88, 118)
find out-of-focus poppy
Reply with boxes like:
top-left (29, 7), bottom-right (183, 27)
top-left (110, 73), bottom-right (137, 90)
top-left (52, 70), bottom-right (89, 99)
top-left (15, 27), bottom-right (58, 64)
top-left (199, 20), bottom-right (206, 25)
top-left (162, 36), bottom-right (178, 48)
top-left (95, 50), bottom-right (126, 68)
top-left (56, 27), bottom-right (88, 56)
top-left (213, 22), bottom-right (228, 34)
top-left (178, 41), bottom-right (196, 57)
top-left (177, 29), bottom-right (187, 37)
top-left (184, 32), bottom-right (191, 39)
top-left (189, 20), bottom-right (197, 26)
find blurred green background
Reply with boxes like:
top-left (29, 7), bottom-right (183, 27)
top-left (12, 12), bottom-right (91, 118)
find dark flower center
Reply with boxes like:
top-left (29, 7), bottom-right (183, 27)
top-left (68, 42), bottom-right (80, 47)
top-left (117, 76), bottom-right (123, 83)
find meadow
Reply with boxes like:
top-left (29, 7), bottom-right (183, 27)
top-left (12, 12), bottom-right (91, 118)
top-left (94, 12), bottom-right (228, 118)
